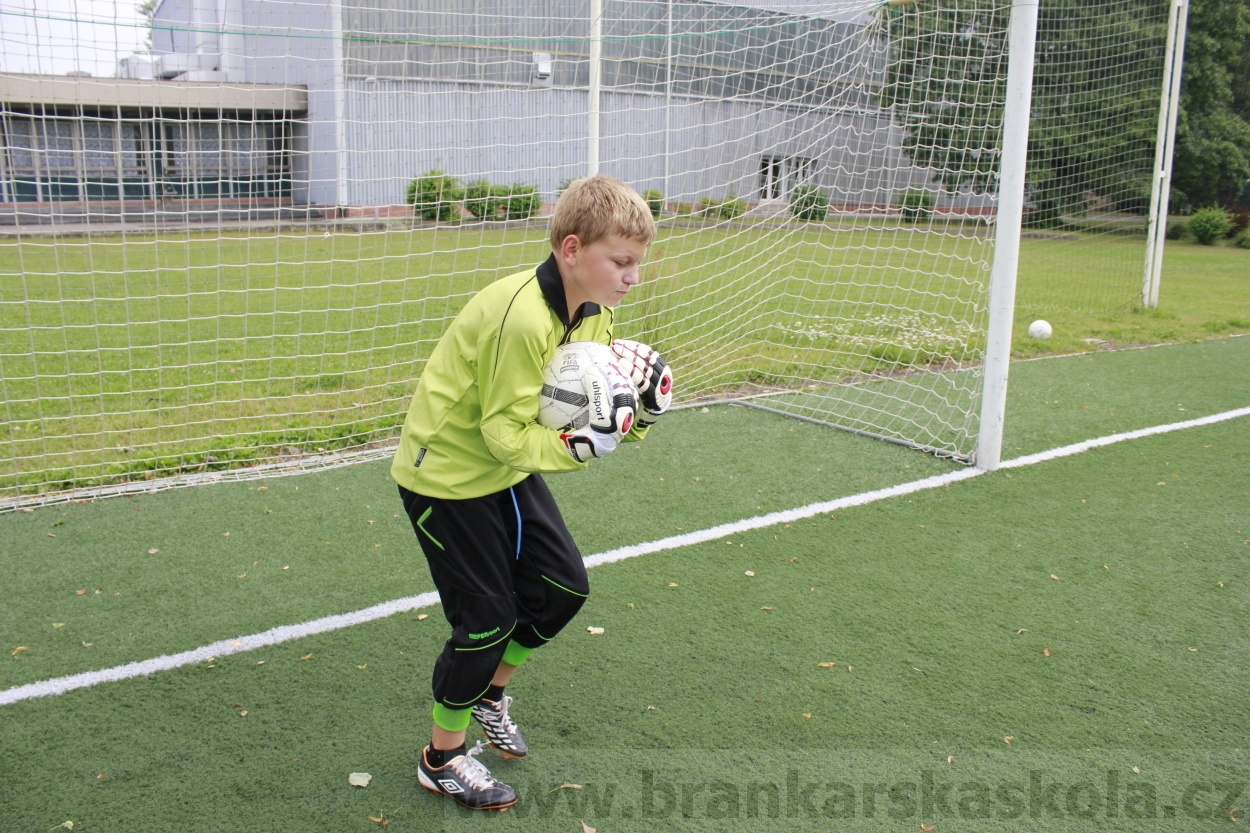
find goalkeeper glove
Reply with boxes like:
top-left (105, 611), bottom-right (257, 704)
top-left (560, 362), bottom-right (637, 462)
top-left (611, 339), bottom-right (673, 427)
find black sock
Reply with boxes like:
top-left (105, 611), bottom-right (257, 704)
top-left (482, 684), bottom-right (505, 705)
top-left (426, 743), bottom-right (465, 768)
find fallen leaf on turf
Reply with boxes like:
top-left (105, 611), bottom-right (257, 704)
top-left (760, 606), bottom-right (774, 611)
top-left (1043, 648), bottom-right (1052, 657)
top-left (1050, 574), bottom-right (1060, 581)
top-left (148, 548), bottom-right (159, 554)
top-left (789, 557), bottom-right (798, 563)
top-left (745, 571), bottom-right (755, 577)
top-left (587, 626), bottom-right (605, 635)
top-left (548, 783), bottom-right (583, 793)
top-left (300, 654), bottom-right (313, 661)
top-left (81, 642), bottom-right (92, 648)
top-left (349, 772), bottom-right (372, 787)
top-left (818, 662), bottom-right (836, 667)
top-left (236, 573), bottom-right (247, 579)
top-left (1189, 648), bottom-right (1198, 652)
top-left (646, 705), bottom-right (658, 711)
top-left (922, 825), bottom-right (936, 832)
top-left (582, 823), bottom-right (596, 833)
top-left (416, 614), bottom-right (428, 621)
top-left (1133, 766), bottom-right (1141, 774)
top-left (239, 710), bottom-right (248, 717)
top-left (667, 583), bottom-right (678, 588)
top-left (11, 646), bottom-right (27, 657)
top-left (367, 815), bottom-right (389, 826)
top-left (52, 822), bottom-right (74, 831)
top-left (948, 756), bottom-right (955, 764)
top-left (75, 590), bottom-right (86, 595)
top-left (846, 666), bottom-right (854, 671)
top-left (1004, 736), bottom-right (1015, 744)
top-left (53, 623), bottom-right (64, 628)
top-left (256, 660), bottom-right (265, 666)
top-left (356, 664), bottom-right (367, 670)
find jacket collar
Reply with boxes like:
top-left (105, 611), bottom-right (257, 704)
top-left (537, 253), bottom-right (601, 327)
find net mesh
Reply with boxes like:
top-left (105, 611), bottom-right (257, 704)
top-left (0, 0), bottom-right (1168, 506)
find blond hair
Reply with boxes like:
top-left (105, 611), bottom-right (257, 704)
top-left (549, 174), bottom-right (656, 251)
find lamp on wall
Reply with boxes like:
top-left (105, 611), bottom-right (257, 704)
top-left (533, 53), bottom-right (553, 86)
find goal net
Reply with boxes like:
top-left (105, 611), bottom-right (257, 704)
top-left (0, 0), bottom-right (1169, 506)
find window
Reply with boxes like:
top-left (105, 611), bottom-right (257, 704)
top-left (759, 155), bottom-right (817, 201)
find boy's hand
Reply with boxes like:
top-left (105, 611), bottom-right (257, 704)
top-left (560, 428), bottom-right (618, 462)
top-left (559, 363), bottom-right (637, 462)
top-left (611, 339), bottom-right (673, 427)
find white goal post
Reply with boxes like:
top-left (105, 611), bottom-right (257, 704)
top-left (0, 0), bottom-right (1173, 506)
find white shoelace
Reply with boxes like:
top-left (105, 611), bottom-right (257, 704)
top-left (450, 741), bottom-right (496, 790)
top-left (495, 694), bottom-right (518, 734)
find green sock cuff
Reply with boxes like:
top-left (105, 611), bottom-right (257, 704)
top-left (432, 703), bottom-right (473, 733)
top-left (502, 640), bottom-right (536, 667)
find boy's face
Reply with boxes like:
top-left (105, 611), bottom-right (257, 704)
top-left (559, 233), bottom-right (647, 313)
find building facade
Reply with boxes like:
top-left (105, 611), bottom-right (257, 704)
top-left (2, 0), bottom-right (939, 221)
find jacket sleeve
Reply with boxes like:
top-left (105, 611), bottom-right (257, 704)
top-left (477, 315), bottom-right (587, 474)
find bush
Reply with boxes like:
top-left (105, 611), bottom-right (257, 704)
top-left (1165, 220), bottom-right (1189, 240)
top-left (1189, 207), bottom-right (1232, 245)
top-left (897, 187), bottom-right (935, 222)
top-left (464, 179), bottom-right (494, 219)
top-left (675, 202), bottom-right (693, 216)
top-left (697, 192), bottom-right (747, 220)
top-left (1237, 229), bottom-right (1250, 249)
top-left (641, 189), bottom-right (664, 219)
top-left (406, 170), bottom-right (463, 222)
top-left (462, 181), bottom-right (540, 220)
top-left (1228, 209), bottom-right (1250, 239)
top-left (499, 182), bottom-right (541, 220)
top-left (790, 184), bottom-right (829, 222)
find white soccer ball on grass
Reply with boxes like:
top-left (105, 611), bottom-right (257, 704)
top-left (1027, 319), bottom-right (1053, 340)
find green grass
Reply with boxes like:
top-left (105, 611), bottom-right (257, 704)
top-left (1, 224), bottom-right (1246, 495)
top-left (0, 339), bottom-right (1247, 831)
top-left (1013, 237), bottom-right (1250, 356)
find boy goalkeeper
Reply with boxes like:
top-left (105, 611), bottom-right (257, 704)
top-left (391, 175), bottom-right (673, 811)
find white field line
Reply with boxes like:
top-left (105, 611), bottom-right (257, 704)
top-left (4, 405), bottom-right (1248, 708)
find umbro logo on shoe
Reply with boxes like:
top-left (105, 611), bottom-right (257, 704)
top-left (438, 778), bottom-right (464, 794)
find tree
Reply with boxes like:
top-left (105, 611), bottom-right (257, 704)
top-left (1170, 0), bottom-right (1250, 209)
top-left (137, 0), bottom-right (159, 51)
top-left (877, 0), bottom-right (1169, 225)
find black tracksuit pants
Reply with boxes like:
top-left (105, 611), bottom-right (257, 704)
top-left (399, 474), bottom-right (589, 709)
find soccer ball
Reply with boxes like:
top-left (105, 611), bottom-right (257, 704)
top-left (537, 341), bottom-right (628, 433)
top-left (1027, 319), bottom-right (1053, 340)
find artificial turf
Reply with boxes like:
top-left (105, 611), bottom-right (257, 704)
top-left (1, 338), bottom-right (1247, 831)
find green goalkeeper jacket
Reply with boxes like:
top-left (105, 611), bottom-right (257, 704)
top-left (391, 254), bottom-right (648, 500)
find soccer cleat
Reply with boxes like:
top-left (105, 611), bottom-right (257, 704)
top-left (418, 741), bottom-right (518, 811)
top-left (472, 694), bottom-right (529, 759)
